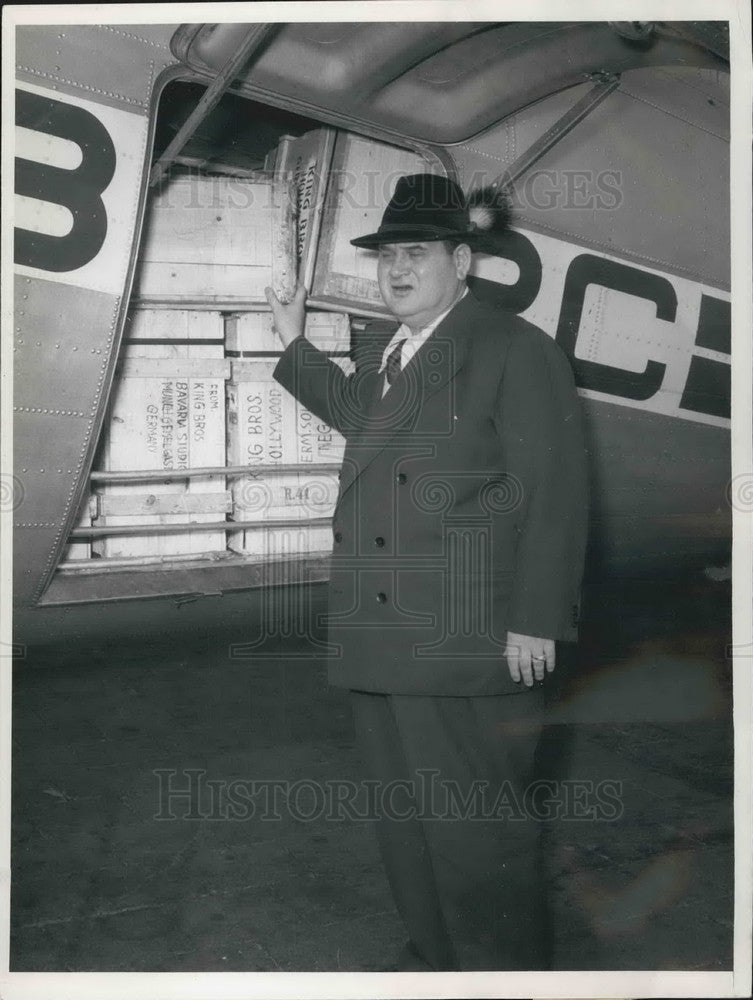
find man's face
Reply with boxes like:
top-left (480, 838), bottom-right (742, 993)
top-left (377, 241), bottom-right (470, 331)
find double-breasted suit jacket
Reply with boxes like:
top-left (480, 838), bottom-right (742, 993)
top-left (274, 291), bottom-right (588, 697)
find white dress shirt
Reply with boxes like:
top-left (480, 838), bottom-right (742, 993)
top-left (378, 287), bottom-right (468, 396)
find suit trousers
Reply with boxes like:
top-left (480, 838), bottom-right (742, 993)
top-left (350, 686), bottom-right (551, 971)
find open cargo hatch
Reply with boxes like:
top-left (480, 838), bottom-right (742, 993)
top-left (169, 21), bottom-right (728, 145)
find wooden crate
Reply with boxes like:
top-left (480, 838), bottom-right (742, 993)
top-left (225, 309), bottom-right (351, 356)
top-left (227, 467), bottom-right (337, 558)
top-left (96, 493), bottom-right (232, 517)
top-left (226, 520), bottom-right (334, 558)
top-left (226, 361), bottom-right (344, 556)
top-left (131, 174), bottom-right (296, 308)
top-left (122, 309), bottom-right (225, 359)
top-left (230, 470), bottom-right (339, 519)
top-left (93, 357), bottom-right (230, 558)
top-left (226, 360), bottom-right (298, 467)
top-left (270, 129), bottom-right (336, 290)
top-left (227, 360), bottom-right (346, 468)
top-left (308, 132), bottom-right (442, 317)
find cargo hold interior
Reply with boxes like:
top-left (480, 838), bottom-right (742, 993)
top-left (49, 79), bottom-right (413, 605)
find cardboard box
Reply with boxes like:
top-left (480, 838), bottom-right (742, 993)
top-left (225, 310), bottom-right (351, 356)
top-left (93, 358), bottom-right (230, 558)
top-left (131, 174), bottom-right (296, 308)
top-left (309, 133), bottom-right (442, 317)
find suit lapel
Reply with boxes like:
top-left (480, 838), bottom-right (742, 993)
top-left (338, 293), bottom-right (479, 499)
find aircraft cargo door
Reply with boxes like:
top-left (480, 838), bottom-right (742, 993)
top-left (41, 80), bottom-right (443, 605)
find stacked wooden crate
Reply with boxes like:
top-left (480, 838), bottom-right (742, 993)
top-left (68, 129), bottom-right (439, 567)
top-left (88, 168), bottom-right (303, 562)
top-left (225, 310), bottom-right (349, 558)
top-left (266, 128), bottom-right (335, 291)
top-left (130, 172), bottom-right (296, 308)
top-left (92, 310), bottom-right (230, 559)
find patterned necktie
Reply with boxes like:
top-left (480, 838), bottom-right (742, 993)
top-left (384, 339), bottom-right (407, 387)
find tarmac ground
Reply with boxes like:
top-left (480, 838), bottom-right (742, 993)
top-left (10, 570), bottom-right (734, 972)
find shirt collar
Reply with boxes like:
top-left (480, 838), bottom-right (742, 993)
top-left (380, 286), bottom-right (468, 368)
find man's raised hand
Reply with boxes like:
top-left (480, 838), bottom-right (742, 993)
top-left (264, 281), bottom-right (307, 348)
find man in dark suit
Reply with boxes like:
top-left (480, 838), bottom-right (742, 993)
top-left (266, 174), bottom-right (588, 971)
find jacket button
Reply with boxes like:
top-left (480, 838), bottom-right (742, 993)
top-left (334, 531), bottom-right (342, 543)
top-left (376, 592), bottom-right (387, 604)
top-left (374, 536), bottom-right (385, 547)
top-left (396, 473), bottom-right (407, 484)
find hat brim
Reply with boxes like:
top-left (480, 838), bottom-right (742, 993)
top-left (350, 226), bottom-right (478, 249)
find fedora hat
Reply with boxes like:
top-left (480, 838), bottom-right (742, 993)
top-left (350, 173), bottom-right (512, 251)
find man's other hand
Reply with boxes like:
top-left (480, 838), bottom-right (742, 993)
top-left (505, 631), bottom-right (555, 686)
top-left (264, 282), bottom-right (307, 348)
